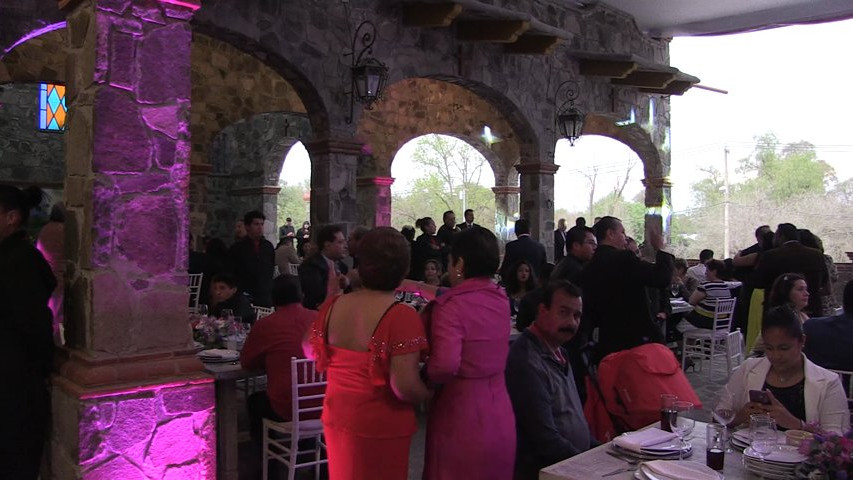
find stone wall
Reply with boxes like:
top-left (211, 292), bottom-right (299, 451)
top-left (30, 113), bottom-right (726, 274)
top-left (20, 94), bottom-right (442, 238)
top-left (0, 82), bottom-right (65, 187)
top-left (52, 379), bottom-right (216, 480)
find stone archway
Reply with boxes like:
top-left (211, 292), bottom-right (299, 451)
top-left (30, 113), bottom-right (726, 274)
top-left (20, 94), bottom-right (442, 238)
top-left (582, 112), bottom-right (671, 237)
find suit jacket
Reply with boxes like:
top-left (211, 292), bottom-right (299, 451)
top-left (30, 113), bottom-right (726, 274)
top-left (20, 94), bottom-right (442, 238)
top-left (298, 253), bottom-right (349, 310)
top-left (227, 237), bottom-right (276, 307)
top-left (553, 229), bottom-right (567, 262)
top-left (500, 235), bottom-right (547, 280)
top-left (803, 314), bottom-right (853, 371)
top-left (718, 355), bottom-right (850, 434)
top-left (457, 222), bottom-right (479, 231)
top-left (551, 254), bottom-right (584, 285)
top-left (578, 245), bottom-right (674, 361)
top-left (753, 241), bottom-right (829, 316)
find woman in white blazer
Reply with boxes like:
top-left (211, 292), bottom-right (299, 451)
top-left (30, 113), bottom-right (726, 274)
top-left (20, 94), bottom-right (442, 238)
top-left (718, 305), bottom-right (850, 434)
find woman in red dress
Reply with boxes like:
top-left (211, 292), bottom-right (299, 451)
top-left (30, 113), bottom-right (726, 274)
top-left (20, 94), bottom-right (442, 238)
top-left (309, 227), bottom-right (431, 479)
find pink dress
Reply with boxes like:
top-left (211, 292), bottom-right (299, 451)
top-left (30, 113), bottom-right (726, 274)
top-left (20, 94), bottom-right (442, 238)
top-left (423, 277), bottom-right (516, 480)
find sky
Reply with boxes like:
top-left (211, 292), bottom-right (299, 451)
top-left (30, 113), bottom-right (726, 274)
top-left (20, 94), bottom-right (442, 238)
top-left (281, 18), bottom-right (853, 215)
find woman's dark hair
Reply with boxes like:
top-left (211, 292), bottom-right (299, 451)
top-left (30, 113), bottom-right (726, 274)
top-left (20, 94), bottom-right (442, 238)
top-left (674, 258), bottom-right (688, 274)
top-left (504, 260), bottom-right (537, 295)
top-left (761, 304), bottom-right (804, 340)
top-left (271, 274), bottom-right (302, 306)
top-left (0, 185), bottom-right (43, 226)
top-left (358, 227), bottom-right (410, 291)
top-left (798, 229), bottom-right (824, 253)
top-left (451, 226), bottom-right (499, 279)
top-left (415, 217), bottom-right (433, 233)
top-left (768, 272), bottom-right (806, 308)
top-left (705, 259), bottom-right (729, 280)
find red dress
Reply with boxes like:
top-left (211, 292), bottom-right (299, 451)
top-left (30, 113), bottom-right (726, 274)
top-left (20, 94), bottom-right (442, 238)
top-left (310, 296), bottom-right (428, 480)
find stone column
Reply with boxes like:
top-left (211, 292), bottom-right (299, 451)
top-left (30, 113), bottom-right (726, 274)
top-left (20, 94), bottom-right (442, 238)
top-left (54, 1), bottom-right (215, 479)
top-left (356, 176), bottom-right (394, 227)
top-left (516, 162), bottom-right (559, 260)
top-left (642, 176), bottom-right (673, 244)
top-left (304, 137), bottom-right (361, 231)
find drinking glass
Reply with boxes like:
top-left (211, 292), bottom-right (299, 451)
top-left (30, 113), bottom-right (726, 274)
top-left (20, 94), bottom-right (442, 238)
top-left (670, 283), bottom-right (681, 298)
top-left (197, 304), bottom-right (209, 317)
top-left (221, 309), bottom-right (234, 322)
top-left (660, 394), bottom-right (678, 432)
top-left (750, 414), bottom-right (778, 478)
top-left (669, 401), bottom-right (695, 460)
top-left (705, 423), bottom-right (726, 471)
top-left (712, 388), bottom-right (737, 452)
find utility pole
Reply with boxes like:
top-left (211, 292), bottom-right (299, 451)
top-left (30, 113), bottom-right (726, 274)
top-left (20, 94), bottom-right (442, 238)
top-left (723, 146), bottom-right (730, 258)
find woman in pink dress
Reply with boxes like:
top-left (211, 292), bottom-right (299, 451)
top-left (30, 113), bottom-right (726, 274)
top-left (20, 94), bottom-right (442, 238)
top-left (423, 226), bottom-right (516, 479)
top-left (309, 227), bottom-right (432, 480)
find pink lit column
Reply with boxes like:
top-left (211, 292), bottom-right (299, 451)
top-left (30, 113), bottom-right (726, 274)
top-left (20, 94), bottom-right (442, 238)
top-left (356, 176), bottom-right (394, 227)
top-left (53, 1), bottom-right (215, 479)
top-left (516, 162), bottom-right (559, 261)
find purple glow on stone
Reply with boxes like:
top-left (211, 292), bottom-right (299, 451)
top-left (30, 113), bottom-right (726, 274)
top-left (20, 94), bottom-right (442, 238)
top-left (80, 376), bottom-right (212, 400)
top-left (4, 22), bottom-right (67, 55)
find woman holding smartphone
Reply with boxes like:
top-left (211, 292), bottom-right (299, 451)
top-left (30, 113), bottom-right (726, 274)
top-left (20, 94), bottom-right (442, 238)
top-left (716, 305), bottom-right (849, 434)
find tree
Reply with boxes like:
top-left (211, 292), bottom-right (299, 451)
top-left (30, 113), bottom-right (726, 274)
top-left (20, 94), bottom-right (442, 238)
top-left (277, 179), bottom-right (310, 227)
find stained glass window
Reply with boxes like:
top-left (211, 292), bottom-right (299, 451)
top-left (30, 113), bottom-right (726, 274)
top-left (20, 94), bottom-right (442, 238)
top-left (39, 83), bottom-right (67, 131)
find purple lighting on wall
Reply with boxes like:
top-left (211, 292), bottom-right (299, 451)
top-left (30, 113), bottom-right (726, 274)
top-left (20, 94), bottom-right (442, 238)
top-left (3, 22), bottom-right (67, 56)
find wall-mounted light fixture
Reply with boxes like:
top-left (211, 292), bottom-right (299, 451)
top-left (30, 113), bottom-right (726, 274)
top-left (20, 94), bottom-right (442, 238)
top-left (345, 21), bottom-right (389, 124)
top-left (555, 80), bottom-right (585, 146)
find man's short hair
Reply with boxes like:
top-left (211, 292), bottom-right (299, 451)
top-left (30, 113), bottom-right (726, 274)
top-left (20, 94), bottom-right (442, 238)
top-left (541, 280), bottom-right (582, 309)
top-left (443, 210), bottom-right (455, 221)
top-left (464, 208), bottom-right (474, 216)
top-left (211, 272), bottom-right (238, 289)
top-left (272, 274), bottom-right (302, 306)
top-left (315, 224), bottom-right (343, 250)
top-left (349, 225), bottom-right (369, 242)
top-left (699, 249), bottom-right (714, 263)
top-left (566, 226), bottom-right (593, 249)
top-left (286, 217), bottom-right (292, 222)
top-left (592, 216), bottom-right (621, 243)
top-left (244, 210), bottom-right (265, 225)
top-left (674, 258), bottom-right (688, 273)
top-left (400, 225), bottom-right (416, 241)
top-left (844, 280), bottom-right (853, 314)
top-left (514, 218), bottom-right (530, 236)
top-left (755, 225), bottom-right (770, 239)
top-left (776, 223), bottom-right (799, 243)
top-left (575, 217), bottom-right (586, 227)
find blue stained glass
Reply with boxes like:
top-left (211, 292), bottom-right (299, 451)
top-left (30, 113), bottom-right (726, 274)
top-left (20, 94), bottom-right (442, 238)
top-left (47, 87), bottom-right (61, 113)
top-left (48, 118), bottom-right (59, 130)
top-left (39, 109), bottom-right (47, 129)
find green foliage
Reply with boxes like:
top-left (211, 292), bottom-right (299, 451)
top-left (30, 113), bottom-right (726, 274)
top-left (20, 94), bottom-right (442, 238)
top-left (277, 179), bottom-right (310, 226)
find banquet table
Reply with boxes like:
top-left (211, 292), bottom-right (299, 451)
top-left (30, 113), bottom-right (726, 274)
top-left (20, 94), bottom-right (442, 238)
top-left (204, 362), bottom-right (263, 480)
top-left (540, 421), bottom-right (756, 480)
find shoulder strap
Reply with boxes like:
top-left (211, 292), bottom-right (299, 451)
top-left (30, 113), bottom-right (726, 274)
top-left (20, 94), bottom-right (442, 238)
top-left (369, 301), bottom-right (402, 338)
top-left (322, 295), bottom-right (344, 345)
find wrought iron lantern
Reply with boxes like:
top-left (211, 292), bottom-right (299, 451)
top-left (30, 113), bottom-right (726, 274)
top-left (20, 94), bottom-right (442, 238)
top-left (346, 21), bottom-right (389, 123)
top-left (555, 80), bottom-right (585, 146)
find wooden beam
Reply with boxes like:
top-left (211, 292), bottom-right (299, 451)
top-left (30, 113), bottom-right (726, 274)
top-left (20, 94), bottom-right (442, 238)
top-left (402, 3), bottom-right (463, 28)
top-left (611, 70), bottom-right (676, 89)
top-left (640, 80), bottom-right (696, 96)
top-left (505, 34), bottom-right (561, 55)
top-left (456, 20), bottom-right (530, 43)
top-left (579, 59), bottom-right (637, 78)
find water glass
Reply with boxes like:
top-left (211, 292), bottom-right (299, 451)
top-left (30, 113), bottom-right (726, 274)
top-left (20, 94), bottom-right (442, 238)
top-left (750, 414), bottom-right (777, 463)
top-left (669, 401), bottom-right (695, 460)
top-left (660, 394), bottom-right (678, 432)
top-left (706, 423), bottom-right (726, 471)
top-left (712, 388), bottom-right (737, 452)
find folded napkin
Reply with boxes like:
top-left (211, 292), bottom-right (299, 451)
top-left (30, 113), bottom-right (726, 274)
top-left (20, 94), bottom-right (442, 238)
top-left (612, 428), bottom-right (679, 453)
top-left (643, 460), bottom-right (720, 480)
top-left (198, 349), bottom-right (238, 358)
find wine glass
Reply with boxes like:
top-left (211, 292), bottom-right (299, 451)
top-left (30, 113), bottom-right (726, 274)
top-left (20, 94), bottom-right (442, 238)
top-left (221, 308), bottom-right (234, 322)
top-left (712, 388), bottom-right (737, 452)
top-left (750, 414), bottom-right (777, 478)
top-left (669, 401), bottom-right (696, 460)
top-left (197, 304), bottom-right (209, 317)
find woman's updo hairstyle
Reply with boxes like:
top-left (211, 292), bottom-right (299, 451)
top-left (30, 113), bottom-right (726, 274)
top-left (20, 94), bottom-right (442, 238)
top-left (451, 226), bottom-right (499, 279)
top-left (761, 304), bottom-right (804, 341)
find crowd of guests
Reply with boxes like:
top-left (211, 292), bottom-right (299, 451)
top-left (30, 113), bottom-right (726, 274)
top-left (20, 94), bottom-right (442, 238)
top-left (3, 178), bottom-right (852, 480)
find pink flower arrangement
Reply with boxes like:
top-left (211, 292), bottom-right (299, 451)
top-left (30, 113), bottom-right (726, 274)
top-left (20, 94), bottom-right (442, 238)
top-left (191, 315), bottom-right (246, 348)
top-left (798, 425), bottom-right (853, 480)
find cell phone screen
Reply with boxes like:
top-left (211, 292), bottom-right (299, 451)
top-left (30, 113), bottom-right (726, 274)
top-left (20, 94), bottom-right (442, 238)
top-left (749, 390), bottom-right (770, 405)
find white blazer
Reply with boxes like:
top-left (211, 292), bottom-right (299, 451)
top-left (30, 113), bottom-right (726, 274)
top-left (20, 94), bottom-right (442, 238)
top-left (720, 355), bottom-right (850, 434)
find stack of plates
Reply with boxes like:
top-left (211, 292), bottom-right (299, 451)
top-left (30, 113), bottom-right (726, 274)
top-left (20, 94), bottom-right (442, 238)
top-left (611, 439), bottom-right (693, 460)
top-left (731, 430), bottom-right (787, 451)
top-left (633, 461), bottom-right (724, 480)
top-left (197, 348), bottom-right (240, 363)
top-left (742, 445), bottom-right (806, 479)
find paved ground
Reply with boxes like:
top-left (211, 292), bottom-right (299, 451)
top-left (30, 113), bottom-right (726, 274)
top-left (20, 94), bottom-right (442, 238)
top-left (237, 359), bottom-right (731, 480)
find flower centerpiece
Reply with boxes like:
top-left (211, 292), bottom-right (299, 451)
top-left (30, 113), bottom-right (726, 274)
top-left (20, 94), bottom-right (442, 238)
top-left (797, 424), bottom-right (853, 480)
top-left (191, 315), bottom-right (246, 349)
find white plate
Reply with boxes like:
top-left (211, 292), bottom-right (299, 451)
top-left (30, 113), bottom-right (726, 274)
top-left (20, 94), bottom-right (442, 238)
top-left (638, 463), bottom-right (725, 480)
top-left (197, 349), bottom-right (240, 362)
top-left (743, 445), bottom-right (806, 464)
top-left (612, 443), bottom-right (692, 460)
top-left (742, 460), bottom-right (792, 480)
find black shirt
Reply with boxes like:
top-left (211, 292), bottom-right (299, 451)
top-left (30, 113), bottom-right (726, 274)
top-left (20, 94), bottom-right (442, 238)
top-left (763, 379), bottom-right (806, 430)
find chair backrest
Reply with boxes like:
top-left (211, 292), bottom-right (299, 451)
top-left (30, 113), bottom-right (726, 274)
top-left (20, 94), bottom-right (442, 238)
top-left (252, 305), bottom-right (274, 321)
top-left (829, 369), bottom-right (853, 402)
top-left (712, 297), bottom-right (737, 333)
top-left (288, 263), bottom-right (300, 275)
top-left (726, 329), bottom-right (744, 371)
top-left (290, 357), bottom-right (327, 422)
top-left (188, 273), bottom-right (203, 309)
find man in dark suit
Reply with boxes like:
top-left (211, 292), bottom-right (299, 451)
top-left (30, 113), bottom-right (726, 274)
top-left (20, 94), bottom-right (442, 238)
top-left (578, 216), bottom-right (674, 362)
top-left (457, 209), bottom-right (479, 230)
top-left (228, 210), bottom-right (276, 306)
top-left (500, 218), bottom-right (546, 280)
top-left (554, 218), bottom-right (568, 263)
top-left (754, 223), bottom-right (829, 317)
top-left (804, 280), bottom-right (853, 372)
top-left (298, 224), bottom-right (350, 309)
top-left (552, 226), bottom-right (596, 285)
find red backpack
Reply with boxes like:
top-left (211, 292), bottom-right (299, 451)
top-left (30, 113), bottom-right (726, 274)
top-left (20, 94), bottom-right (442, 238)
top-left (584, 343), bottom-right (702, 442)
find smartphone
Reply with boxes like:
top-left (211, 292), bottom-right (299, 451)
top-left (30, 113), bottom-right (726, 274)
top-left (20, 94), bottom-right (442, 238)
top-left (749, 389), bottom-right (771, 405)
